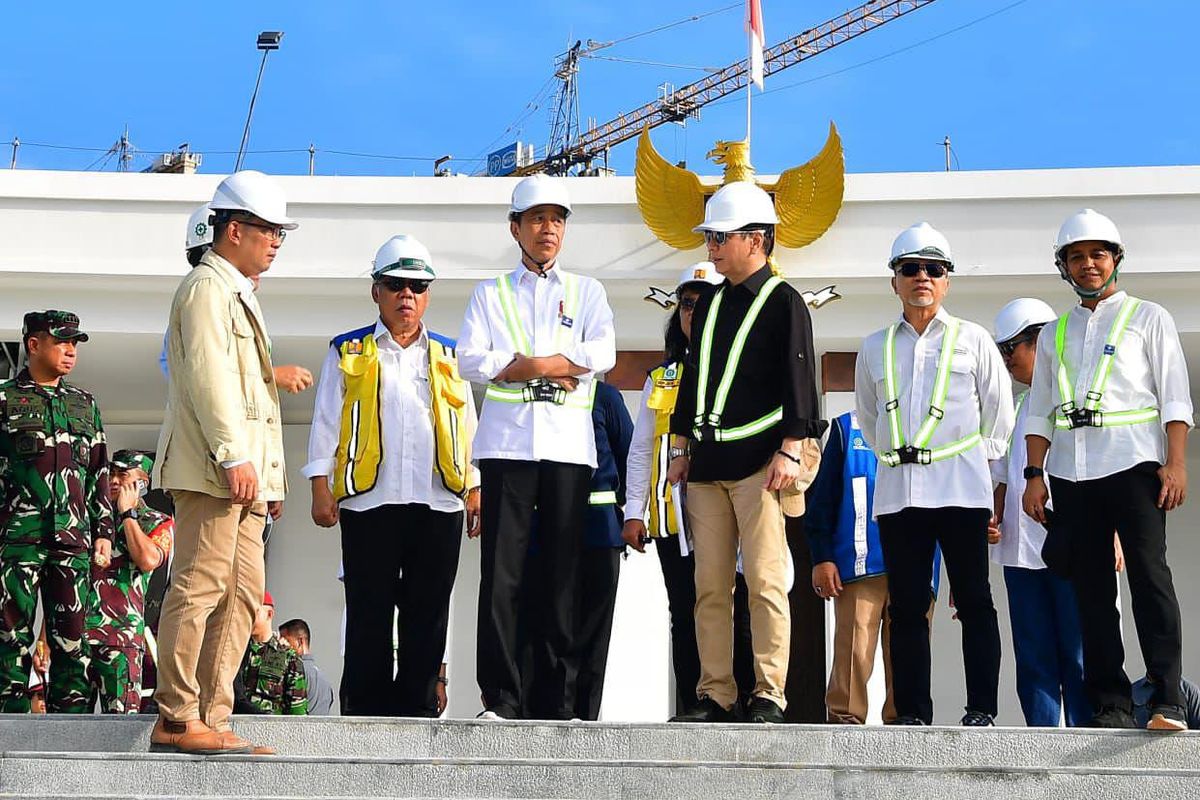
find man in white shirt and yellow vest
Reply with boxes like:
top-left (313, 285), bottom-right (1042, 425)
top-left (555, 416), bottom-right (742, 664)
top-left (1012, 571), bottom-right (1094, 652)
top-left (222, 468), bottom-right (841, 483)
top-left (305, 234), bottom-right (479, 718)
top-left (458, 175), bottom-right (616, 720)
top-left (855, 222), bottom-right (1013, 726)
top-left (1023, 210), bottom-right (1192, 731)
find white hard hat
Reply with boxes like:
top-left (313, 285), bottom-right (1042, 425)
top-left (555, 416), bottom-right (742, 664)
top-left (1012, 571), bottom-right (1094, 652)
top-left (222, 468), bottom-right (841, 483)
top-left (185, 205), bottom-right (213, 250)
top-left (371, 234), bottom-right (436, 280)
top-left (676, 261), bottom-right (725, 291)
top-left (889, 222), bottom-right (954, 270)
top-left (692, 182), bottom-right (778, 233)
top-left (993, 297), bottom-right (1057, 344)
top-left (510, 174), bottom-right (572, 217)
top-left (1054, 208), bottom-right (1124, 269)
top-left (210, 170), bottom-right (298, 230)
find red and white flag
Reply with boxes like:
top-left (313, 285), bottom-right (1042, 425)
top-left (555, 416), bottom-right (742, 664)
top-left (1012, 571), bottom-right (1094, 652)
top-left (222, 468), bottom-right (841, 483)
top-left (747, 0), bottom-right (765, 89)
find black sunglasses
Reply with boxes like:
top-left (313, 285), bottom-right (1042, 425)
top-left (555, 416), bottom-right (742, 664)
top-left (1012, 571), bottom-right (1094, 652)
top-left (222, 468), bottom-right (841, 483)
top-left (678, 297), bottom-right (698, 311)
top-left (377, 277), bottom-right (431, 294)
top-left (998, 331), bottom-right (1040, 358)
top-left (894, 261), bottom-right (949, 279)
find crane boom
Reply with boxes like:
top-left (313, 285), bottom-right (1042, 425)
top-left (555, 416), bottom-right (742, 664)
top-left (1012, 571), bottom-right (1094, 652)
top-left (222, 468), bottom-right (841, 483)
top-left (517, 0), bottom-right (938, 176)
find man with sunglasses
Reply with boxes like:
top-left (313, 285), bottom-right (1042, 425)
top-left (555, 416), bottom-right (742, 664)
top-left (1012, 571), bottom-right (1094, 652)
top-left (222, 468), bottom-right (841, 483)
top-left (665, 182), bottom-right (825, 724)
top-left (855, 222), bottom-right (1013, 726)
top-left (458, 174), bottom-right (615, 720)
top-left (152, 170), bottom-right (295, 755)
top-left (989, 298), bottom-right (1091, 728)
top-left (304, 234), bottom-right (479, 717)
top-left (1022, 210), bottom-right (1193, 731)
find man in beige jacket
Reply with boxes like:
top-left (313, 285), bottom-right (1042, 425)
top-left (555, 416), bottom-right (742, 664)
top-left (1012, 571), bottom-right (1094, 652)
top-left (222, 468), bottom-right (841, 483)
top-left (151, 170), bottom-right (295, 755)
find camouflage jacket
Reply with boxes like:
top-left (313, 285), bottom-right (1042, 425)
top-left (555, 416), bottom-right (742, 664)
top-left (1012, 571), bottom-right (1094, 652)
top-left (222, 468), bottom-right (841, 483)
top-left (86, 502), bottom-right (174, 648)
top-left (240, 634), bottom-right (308, 715)
top-left (0, 369), bottom-right (113, 551)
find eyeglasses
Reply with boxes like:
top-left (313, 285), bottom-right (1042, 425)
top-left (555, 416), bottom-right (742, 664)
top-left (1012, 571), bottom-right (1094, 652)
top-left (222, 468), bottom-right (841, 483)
top-left (893, 261), bottom-right (948, 279)
top-left (377, 277), bottom-right (431, 295)
top-left (702, 230), bottom-right (758, 246)
top-left (237, 220), bottom-right (287, 243)
top-left (678, 297), bottom-right (698, 312)
top-left (997, 333), bottom-right (1037, 358)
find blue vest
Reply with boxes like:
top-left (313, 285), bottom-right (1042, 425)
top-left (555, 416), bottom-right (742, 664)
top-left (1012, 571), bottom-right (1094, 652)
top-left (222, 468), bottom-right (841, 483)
top-left (585, 382), bottom-right (633, 549)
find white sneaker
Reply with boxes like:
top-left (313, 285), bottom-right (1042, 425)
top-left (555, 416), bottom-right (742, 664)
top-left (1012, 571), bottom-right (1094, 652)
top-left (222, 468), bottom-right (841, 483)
top-left (476, 710), bottom-right (504, 721)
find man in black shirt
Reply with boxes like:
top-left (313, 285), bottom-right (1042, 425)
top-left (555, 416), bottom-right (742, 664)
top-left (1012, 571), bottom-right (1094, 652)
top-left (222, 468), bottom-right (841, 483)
top-left (666, 182), bottom-right (826, 723)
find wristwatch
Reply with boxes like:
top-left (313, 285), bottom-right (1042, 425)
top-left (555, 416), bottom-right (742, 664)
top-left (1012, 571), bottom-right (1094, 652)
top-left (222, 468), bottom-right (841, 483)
top-left (1022, 466), bottom-right (1045, 480)
top-left (669, 447), bottom-right (689, 460)
top-left (117, 508), bottom-right (138, 523)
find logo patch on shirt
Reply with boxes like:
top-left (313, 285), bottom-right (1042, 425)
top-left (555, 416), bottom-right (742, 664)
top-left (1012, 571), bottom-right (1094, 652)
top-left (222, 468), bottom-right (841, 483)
top-left (560, 316), bottom-right (574, 329)
top-left (851, 437), bottom-right (871, 451)
top-left (1104, 344), bottom-right (1116, 355)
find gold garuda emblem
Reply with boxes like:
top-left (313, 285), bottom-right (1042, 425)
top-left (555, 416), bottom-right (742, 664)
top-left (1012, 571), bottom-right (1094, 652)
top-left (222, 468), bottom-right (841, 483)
top-left (635, 122), bottom-right (845, 252)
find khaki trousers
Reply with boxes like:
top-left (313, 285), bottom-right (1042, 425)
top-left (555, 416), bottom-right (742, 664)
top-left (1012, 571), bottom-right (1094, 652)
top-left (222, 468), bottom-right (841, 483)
top-left (154, 491), bottom-right (266, 730)
top-left (689, 466), bottom-right (790, 710)
top-left (826, 574), bottom-right (896, 724)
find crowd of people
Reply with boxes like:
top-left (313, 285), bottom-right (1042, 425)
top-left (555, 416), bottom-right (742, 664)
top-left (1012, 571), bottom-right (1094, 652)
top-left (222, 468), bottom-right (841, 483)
top-left (0, 167), bottom-right (1192, 755)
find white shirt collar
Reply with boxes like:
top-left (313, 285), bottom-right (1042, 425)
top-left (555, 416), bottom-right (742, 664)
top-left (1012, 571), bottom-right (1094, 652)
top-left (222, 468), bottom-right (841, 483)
top-left (1078, 289), bottom-right (1128, 314)
top-left (510, 260), bottom-right (564, 284)
top-left (372, 319), bottom-right (427, 349)
top-left (897, 305), bottom-right (953, 334)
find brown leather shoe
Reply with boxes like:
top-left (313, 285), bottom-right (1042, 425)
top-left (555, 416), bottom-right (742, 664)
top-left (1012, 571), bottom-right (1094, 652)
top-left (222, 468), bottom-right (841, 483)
top-left (218, 730), bottom-right (275, 755)
top-left (150, 718), bottom-right (251, 755)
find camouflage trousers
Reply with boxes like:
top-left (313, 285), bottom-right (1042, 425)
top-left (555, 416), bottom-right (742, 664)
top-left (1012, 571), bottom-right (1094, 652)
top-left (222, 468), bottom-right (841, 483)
top-left (0, 542), bottom-right (91, 712)
top-left (88, 643), bottom-right (143, 714)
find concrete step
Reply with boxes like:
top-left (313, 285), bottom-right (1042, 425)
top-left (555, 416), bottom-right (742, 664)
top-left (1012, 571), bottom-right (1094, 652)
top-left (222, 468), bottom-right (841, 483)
top-left (0, 716), bottom-right (1198, 799)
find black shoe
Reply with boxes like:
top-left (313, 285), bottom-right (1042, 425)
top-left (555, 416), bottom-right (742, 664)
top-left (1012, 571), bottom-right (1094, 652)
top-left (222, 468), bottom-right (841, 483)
top-left (885, 715), bottom-right (929, 726)
top-left (960, 709), bottom-right (995, 727)
top-left (670, 696), bottom-right (736, 723)
top-left (1147, 704), bottom-right (1188, 732)
top-left (746, 697), bottom-right (785, 724)
top-left (1088, 705), bottom-right (1136, 729)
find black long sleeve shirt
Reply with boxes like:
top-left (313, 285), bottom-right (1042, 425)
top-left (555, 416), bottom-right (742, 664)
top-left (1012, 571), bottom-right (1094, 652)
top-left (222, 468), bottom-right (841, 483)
top-left (670, 265), bottom-right (826, 482)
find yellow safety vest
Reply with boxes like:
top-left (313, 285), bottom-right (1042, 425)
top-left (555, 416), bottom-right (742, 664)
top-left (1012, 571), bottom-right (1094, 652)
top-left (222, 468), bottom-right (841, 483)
top-left (332, 328), bottom-right (471, 501)
top-left (646, 361), bottom-right (683, 538)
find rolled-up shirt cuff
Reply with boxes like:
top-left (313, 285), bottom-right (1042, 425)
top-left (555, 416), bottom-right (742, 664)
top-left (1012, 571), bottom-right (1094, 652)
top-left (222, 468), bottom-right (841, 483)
top-left (1023, 416), bottom-right (1055, 441)
top-left (561, 342), bottom-right (605, 375)
top-left (301, 458), bottom-right (336, 480)
top-left (220, 459), bottom-right (249, 469)
top-left (1160, 402), bottom-right (1195, 428)
top-left (981, 436), bottom-right (1009, 461)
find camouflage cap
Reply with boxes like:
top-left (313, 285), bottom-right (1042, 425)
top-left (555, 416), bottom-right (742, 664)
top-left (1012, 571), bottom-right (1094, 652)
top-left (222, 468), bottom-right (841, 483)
top-left (22, 310), bottom-right (89, 342)
top-left (110, 449), bottom-right (154, 475)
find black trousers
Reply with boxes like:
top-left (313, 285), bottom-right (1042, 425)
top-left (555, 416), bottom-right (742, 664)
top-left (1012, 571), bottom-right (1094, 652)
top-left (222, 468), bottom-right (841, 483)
top-left (878, 506), bottom-right (999, 722)
top-left (572, 546), bottom-right (622, 720)
top-left (654, 536), bottom-right (701, 715)
top-left (1051, 464), bottom-right (1183, 711)
top-left (478, 459), bottom-right (591, 719)
top-left (340, 503), bottom-right (463, 717)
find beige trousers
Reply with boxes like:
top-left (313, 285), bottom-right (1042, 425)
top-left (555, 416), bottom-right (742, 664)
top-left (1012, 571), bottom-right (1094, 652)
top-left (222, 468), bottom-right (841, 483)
top-left (688, 466), bottom-right (790, 710)
top-left (154, 491), bottom-right (266, 730)
top-left (826, 574), bottom-right (896, 724)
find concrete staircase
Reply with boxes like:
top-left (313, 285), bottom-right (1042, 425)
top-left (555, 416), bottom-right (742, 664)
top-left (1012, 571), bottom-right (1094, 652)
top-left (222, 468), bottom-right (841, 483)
top-left (0, 715), bottom-right (1198, 799)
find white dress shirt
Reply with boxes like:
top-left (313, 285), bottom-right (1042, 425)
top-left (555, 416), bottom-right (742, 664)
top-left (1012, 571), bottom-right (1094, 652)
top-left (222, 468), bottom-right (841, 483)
top-left (302, 321), bottom-right (477, 513)
top-left (1026, 291), bottom-right (1193, 482)
top-left (624, 376), bottom-right (658, 524)
top-left (990, 394), bottom-right (1048, 569)
top-left (457, 262), bottom-right (616, 468)
top-left (856, 307), bottom-right (1014, 518)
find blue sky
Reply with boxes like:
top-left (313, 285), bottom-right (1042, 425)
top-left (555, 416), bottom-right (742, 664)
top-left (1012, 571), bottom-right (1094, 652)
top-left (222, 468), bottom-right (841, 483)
top-left (0, 0), bottom-right (1194, 177)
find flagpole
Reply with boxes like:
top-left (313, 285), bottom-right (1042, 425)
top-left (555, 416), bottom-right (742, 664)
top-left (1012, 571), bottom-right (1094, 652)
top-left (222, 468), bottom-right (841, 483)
top-left (746, 20), bottom-right (753, 145)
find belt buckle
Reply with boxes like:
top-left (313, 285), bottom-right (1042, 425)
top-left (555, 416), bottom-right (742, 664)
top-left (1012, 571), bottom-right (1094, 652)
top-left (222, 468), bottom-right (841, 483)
top-left (1067, 409), bottom-right (1099, 429)
top-left (895, 446), bottom-right (921, 465)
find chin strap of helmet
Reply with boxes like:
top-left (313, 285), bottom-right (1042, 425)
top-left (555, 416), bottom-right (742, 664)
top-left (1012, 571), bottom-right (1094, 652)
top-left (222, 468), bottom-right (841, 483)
top-left (1057, 247), bottom-right (1122, 299)
top-left (518, 242), bottom-right (553, 278)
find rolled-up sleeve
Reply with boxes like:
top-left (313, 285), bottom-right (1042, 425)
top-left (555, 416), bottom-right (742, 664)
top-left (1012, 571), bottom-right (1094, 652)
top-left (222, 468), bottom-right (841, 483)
top-left (1024, 327), bottom-right (1057, 442)
top-left (302, 346), bottom-right (342, 480)
top-left (457, 281), bottom-right (514, 384)
top-left (562, 279), bottom-right (616, 375)
top-left (624, 378), bottom-right (656, 523)
top-left (1147, 306), bottom-right (1194, 427)
top-left (975, 328), bottom-right (1015, 460)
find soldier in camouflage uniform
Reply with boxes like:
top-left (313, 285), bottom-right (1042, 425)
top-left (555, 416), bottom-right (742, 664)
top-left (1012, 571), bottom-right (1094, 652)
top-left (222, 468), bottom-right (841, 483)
top-left (0, 310), bottom-right (113, 712)
top-left (85, 449), bottom-right (174, 713)
top-left (238, 590), bottom-right (307, 715)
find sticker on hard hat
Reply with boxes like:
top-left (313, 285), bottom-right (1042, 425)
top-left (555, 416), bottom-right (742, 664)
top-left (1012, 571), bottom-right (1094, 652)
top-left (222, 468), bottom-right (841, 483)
top-left (195, 223), bottom-right (208, 237)
top-left (693, 269), bottom-right (706, 279)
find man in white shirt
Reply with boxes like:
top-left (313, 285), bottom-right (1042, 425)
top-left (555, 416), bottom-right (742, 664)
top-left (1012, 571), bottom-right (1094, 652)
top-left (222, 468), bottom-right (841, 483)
top-left (855, 222), bottom-right (1013, 726)
top-left (990, 298), bottom-right (1091, 727)
top-left (1022, 210), bottom-right (1193, 731)
top-left (305, 234), bottom-right (480, 718)
top-left (458, 175), bottom-right (616, 720)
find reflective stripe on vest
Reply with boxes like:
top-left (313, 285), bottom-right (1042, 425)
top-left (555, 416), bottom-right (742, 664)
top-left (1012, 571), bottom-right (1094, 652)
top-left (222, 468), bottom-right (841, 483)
top-left (879, 316), bottom-right (982, 467)
top-left (588, 490), bottom-right (618, 505)
top-left (332, 331), bottom-right (471, 501)
top-left (1053, 297), bottom-right (1159, 430)
top-left (487, 272), bottom-right (593, 408)
top-left (693, 275), bottom-right (783, 442)
top-left (647, 362), bottom-right (683, 538)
